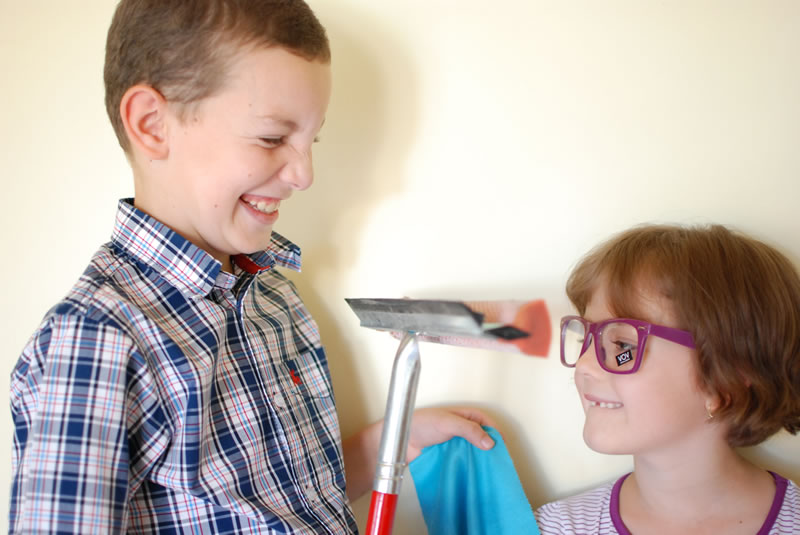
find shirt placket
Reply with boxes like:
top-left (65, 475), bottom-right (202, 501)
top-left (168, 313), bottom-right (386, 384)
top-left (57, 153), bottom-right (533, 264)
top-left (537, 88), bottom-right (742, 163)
top-left (235, 282), bottom-right (338, 533)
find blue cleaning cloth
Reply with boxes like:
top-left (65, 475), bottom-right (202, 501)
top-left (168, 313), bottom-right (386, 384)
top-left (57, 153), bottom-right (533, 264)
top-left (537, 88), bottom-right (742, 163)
top-left (409, 427), bottom-right (540, 535)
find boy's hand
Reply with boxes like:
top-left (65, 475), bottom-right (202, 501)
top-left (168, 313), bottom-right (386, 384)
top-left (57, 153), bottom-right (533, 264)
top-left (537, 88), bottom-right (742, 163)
top-left (406, 407), bottom-right (497, 463)
top-left (342, 406), bottom-right (497, 500)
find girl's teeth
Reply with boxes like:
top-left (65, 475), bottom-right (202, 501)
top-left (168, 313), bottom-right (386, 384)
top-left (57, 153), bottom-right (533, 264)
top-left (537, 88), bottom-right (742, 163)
top-left (589, 401), bottom-right (623, 409)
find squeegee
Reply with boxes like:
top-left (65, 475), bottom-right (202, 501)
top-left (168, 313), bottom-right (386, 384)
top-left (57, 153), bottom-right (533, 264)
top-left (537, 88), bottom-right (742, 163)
top-left (345, 298), bottom-right (551, 535)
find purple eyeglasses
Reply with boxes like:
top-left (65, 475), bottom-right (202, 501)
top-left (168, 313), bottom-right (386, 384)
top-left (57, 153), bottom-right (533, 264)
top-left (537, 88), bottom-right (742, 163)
top-left (560, 315), bottom-right (696, 374)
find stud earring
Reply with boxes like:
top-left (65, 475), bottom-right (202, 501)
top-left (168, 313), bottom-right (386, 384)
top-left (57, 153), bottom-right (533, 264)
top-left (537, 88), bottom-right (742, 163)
top-left (705, 405), bottom-right (714, 420)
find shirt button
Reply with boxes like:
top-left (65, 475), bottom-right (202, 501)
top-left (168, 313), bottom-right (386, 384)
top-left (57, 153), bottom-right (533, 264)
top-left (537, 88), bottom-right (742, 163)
top-left (273, 392), bottom-right (286, 409)
top-left (305, 484), bottom-right (319, 502)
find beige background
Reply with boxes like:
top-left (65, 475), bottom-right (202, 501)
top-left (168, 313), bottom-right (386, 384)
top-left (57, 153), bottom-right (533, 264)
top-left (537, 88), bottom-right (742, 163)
top-left (2, 1), bottom-right (799, 533)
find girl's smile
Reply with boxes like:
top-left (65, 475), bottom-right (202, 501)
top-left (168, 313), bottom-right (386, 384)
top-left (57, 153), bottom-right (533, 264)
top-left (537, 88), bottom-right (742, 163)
top-left (575, 281), bottom-right (710, 457)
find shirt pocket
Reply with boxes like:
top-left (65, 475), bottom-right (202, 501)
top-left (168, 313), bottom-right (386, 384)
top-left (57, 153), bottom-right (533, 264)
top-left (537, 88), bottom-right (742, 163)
top-left (280, 347), bottom-right (333, 400)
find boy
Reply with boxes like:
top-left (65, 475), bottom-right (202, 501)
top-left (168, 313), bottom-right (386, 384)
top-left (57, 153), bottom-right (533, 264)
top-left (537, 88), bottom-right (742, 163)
top-left (9, 1), bottom-right (494, 533)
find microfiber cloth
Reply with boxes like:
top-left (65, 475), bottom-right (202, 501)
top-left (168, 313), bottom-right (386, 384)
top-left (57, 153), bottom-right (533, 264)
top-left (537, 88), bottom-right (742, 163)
top-left (409, 426), bottom-right (540, 535)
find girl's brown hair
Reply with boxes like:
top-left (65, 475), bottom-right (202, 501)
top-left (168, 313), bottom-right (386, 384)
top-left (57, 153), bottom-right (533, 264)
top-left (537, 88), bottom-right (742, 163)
top-left (566, 224), bottom-right (800, 447)
top-left (104, 0), bottom-right (330, 152)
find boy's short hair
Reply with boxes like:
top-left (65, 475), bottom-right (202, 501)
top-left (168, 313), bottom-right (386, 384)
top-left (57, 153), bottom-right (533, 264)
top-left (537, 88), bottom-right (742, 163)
top-left (104, 0), bottom-right (330, 152)
top-left (566, 224), bottom-right (800, 447)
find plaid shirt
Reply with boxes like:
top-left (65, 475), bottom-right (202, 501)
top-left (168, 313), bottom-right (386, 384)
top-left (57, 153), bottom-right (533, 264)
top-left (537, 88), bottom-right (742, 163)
top-left (10, 199), bottom-right (357, 534)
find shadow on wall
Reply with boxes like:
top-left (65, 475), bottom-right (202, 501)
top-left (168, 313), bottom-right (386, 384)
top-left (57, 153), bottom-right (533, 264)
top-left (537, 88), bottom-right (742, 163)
top-left (277, 9), bottom-right (420, 435)
top-left (742, 434), bottom-right (800, 485)
top-left (410, 279), bottom-right (565, 507)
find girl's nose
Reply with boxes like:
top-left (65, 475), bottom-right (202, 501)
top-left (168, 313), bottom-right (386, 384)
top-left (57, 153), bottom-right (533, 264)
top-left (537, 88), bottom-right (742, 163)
top-left (575, 337), bottom-right (604, 376)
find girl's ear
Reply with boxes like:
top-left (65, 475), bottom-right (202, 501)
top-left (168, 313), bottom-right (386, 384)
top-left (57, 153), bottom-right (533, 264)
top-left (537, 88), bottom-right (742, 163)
top-left (704, 392), bottom-right (727, 420)
top-left (119, 84), bottom-right (170, 160)
top-left (705, 400), bottom-right (717, 420)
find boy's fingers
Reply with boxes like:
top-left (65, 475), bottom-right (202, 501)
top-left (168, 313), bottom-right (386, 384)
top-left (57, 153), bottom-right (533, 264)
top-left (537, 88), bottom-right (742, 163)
top-left (469, 422), bottom-right (495, 450)
top-left (449, 407), bottom-right (499, 433)
top-left (449, 407), bottom-right (496, 427)
top-left (449, 414), bottom-right (495, 450)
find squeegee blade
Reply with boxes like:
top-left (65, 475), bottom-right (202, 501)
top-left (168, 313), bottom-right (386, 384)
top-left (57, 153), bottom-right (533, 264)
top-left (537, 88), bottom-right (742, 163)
top-left (345, 298), bottom-right (485, 337)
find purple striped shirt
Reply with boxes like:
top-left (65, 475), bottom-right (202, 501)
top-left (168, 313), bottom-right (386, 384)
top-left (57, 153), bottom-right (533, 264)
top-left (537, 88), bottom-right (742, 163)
top-left (10, 199), bottom-right (357, 534)
top-left (535, 471), bottom-right (799, 534)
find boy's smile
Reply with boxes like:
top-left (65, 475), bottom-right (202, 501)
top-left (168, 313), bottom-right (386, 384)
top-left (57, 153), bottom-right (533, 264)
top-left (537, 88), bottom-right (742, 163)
top-left (241, 193), bottom-right (283, 224)
top-left (133, 46), bottom-right (331, 272)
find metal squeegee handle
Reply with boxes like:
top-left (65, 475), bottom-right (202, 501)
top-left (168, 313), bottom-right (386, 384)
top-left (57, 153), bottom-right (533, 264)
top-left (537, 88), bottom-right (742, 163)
top-left (365, 332), bottom-right (421, 535)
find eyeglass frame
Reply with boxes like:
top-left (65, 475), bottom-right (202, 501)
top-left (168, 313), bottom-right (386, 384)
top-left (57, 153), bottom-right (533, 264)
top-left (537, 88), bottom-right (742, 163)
top-left (560, 315), bottom-right (696, 375)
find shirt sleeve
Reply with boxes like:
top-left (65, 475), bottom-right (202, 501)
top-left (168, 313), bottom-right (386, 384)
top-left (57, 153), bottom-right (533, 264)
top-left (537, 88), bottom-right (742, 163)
top-left (10, 313), bottom-right (164, 534)
top-left (535, 501), bottom-right (567, 535)
top-left (534, 483), bottom-right (617, 535)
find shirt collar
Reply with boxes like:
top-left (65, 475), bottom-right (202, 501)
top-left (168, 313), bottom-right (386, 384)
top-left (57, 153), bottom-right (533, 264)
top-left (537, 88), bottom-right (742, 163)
top-left (110, 199), bottom-right (302, 297)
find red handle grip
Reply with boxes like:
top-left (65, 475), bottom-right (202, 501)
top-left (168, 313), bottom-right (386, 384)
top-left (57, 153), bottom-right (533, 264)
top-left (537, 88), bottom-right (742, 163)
top-left (365, 491), bottom-right (399, 535)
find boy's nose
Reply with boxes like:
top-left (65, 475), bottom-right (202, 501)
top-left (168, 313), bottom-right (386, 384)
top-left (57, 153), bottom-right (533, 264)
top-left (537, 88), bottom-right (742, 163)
top-left (280, 146), bottom-right (314, 191)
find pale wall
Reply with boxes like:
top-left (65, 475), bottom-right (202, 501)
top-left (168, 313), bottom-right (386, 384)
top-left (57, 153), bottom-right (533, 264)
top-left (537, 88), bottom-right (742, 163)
top-left (2, 1), bottom-right (799, 533)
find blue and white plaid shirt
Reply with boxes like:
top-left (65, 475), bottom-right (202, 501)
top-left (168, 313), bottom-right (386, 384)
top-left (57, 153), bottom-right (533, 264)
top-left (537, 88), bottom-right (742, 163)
top-left (10, 199), bottom-right (357, 534)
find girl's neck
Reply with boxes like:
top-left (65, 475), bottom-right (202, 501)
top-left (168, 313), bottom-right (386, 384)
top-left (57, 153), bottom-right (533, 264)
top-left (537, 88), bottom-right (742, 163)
top-left (620, 449), bottom-right (776, 534)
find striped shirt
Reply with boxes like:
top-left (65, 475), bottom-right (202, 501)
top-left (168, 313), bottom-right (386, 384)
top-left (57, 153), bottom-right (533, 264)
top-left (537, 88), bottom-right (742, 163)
top-left (535, 471), bottom-right (799, 534)
top-left (10, 199), bottom-right (357, 534)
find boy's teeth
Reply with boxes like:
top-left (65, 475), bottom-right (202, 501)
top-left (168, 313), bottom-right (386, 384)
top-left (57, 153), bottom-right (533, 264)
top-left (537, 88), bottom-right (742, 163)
top-left (247, 200), bottom-right (279, 214)
top-left (589, 401), bottom-right (623, 409)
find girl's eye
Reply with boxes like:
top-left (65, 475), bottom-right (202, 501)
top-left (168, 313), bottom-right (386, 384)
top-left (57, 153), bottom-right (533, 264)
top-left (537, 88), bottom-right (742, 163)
top-left (612, 340), bottom-right (636, 352)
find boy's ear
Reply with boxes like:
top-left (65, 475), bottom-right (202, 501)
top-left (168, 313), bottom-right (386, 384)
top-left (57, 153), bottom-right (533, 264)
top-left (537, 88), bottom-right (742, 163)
top-left (120, 84), bottom-right (170, 160)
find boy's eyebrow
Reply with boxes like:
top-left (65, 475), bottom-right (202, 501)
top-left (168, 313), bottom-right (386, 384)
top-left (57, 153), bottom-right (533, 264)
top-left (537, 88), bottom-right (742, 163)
top-left (255, 115), bottom-right (326, 130)
top-left (255, 115), bottom-right (298, 129)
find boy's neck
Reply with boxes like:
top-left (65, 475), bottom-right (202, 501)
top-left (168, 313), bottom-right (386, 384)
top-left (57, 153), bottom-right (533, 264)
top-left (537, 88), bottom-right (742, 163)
top-left (129, 192), bottom-right (235, 275)
top-left (221, 256), bottom-right (234, 274)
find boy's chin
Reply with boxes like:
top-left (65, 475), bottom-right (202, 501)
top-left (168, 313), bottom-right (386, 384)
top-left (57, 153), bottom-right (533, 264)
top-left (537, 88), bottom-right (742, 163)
top-left (237, 231), bottom-right (275, 253)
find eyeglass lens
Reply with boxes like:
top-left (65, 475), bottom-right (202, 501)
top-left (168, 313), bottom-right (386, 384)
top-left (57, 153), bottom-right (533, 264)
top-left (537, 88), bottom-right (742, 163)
top-left (563, 318), bottom-right (640, 372)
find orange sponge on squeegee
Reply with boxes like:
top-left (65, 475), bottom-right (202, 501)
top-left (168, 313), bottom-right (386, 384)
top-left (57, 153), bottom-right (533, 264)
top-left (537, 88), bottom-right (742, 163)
top-left (506, 299), bottom-right (551, 357)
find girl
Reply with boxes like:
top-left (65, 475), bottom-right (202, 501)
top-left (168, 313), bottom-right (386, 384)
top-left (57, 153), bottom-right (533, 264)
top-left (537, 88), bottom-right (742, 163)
top-left (536, 224), bottom-right (800, 534)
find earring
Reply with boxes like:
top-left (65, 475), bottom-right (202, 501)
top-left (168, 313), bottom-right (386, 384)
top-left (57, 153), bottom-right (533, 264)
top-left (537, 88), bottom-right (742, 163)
top-left (705, 405), bottom-right (714, 420)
